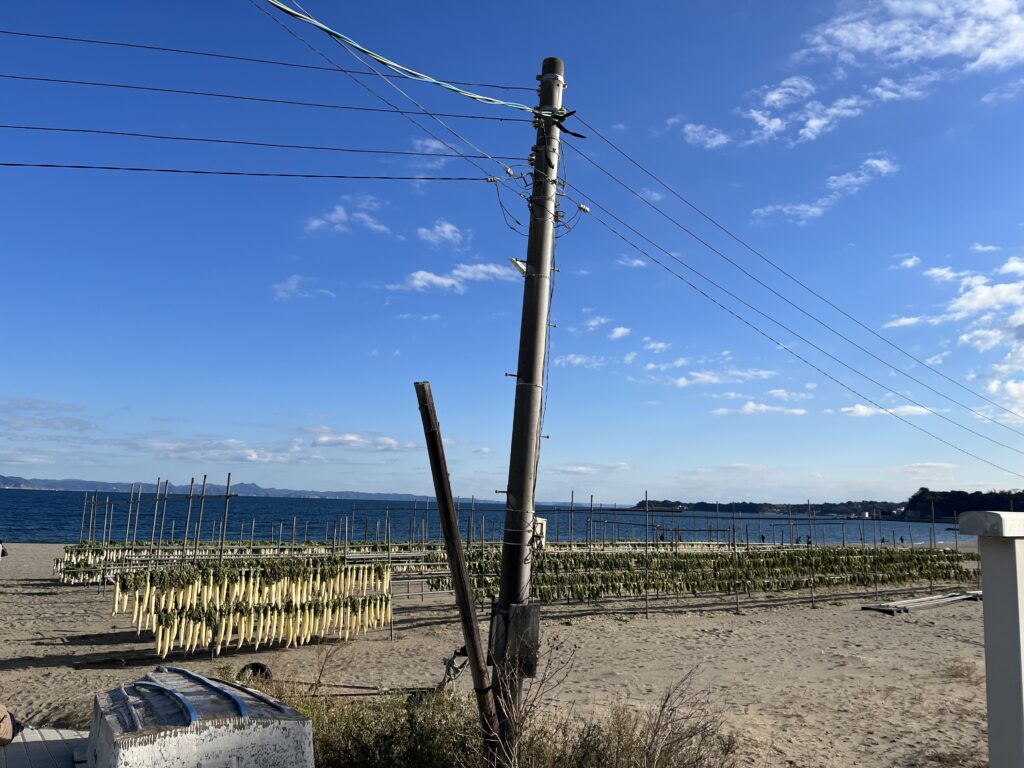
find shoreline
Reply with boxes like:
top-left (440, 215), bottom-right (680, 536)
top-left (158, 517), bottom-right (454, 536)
top-left (0, 542), bottom-right (987, 766)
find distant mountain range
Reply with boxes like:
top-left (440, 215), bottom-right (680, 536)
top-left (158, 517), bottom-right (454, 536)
top-left (0, 474), bottom-right (430, 502)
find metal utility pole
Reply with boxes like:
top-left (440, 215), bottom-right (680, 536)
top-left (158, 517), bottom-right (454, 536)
top-left (492, 56), bottom-right (565, 739)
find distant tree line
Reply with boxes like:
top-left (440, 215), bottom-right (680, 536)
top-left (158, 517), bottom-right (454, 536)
top-left (637, 489), bottom-right (1024, 523)
top-left (905, 487), bottom-right (1024, 520)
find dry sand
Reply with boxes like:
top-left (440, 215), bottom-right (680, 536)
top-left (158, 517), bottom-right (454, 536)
top-left (0, 543), bottom-right (987, 767)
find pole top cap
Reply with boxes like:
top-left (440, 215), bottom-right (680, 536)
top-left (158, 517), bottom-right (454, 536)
top-left (541, 58), bottom-right (564, 77)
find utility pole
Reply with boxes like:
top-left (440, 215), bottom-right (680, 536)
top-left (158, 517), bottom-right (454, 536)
top-left (492, 56), bottom-right (565, 744)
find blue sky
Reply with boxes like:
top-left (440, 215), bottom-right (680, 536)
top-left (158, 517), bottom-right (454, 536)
top-left (2, 1), bottom-right (1024, 503)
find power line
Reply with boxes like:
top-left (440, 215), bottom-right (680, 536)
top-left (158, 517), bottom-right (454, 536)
top-left (567, 184), bottom-right (1024, 461)
top-left (0, 123), bottom-right (523, 161)
top-left (572, 199), bottom-right (1024, 483)
top-left (247, 0), bottom-right (512, 179)
top-left (264, 0), bottom-right (536, 112)
top-left (574, 115), bottom-right (1024, 425)
top-left (0, 162), bottom-right (497, 181)
top-left (0, 73), bottom-right (531, 122)
top-left (0, 28), bottom-right (533, 92)
top-left (564, 139), bottom-right (1024, 441)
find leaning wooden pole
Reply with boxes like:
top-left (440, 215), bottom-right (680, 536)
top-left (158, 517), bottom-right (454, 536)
top-left (414, 381), bottom-right (499, 753)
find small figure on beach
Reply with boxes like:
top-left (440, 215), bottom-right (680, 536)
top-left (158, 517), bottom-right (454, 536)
top-left (900, 536), bottom-right (905, 546)
top-left (760, 533), bottom-right (766, 543)
top-left (796, 535), bottom-right (802, 544)
top-left (0, 541), bottom-right (7, 564)
top-left (881, 535), bottom-right (886, 545)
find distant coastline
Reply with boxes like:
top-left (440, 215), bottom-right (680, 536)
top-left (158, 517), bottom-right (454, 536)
top-left (0, 474), bottom-right (430, 502)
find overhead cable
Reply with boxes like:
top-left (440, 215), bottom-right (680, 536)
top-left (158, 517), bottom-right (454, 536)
top-left (567, 184), bottom-right (1024, 461)
top-left (0, 162), bottom-right (498, 181)
top-left (574, 115), bottom-right (1024, 424)
top-left (0, 73), bottom-right (530, 123)
top-left (0, 28), bottom-right (533, 92)
top-left (247, 0), bottom-right (513, 179)
top-left (263, 0), bottom-right (538, 113)
top-left (564, 140), bottom-right (1024, 441)
top-left (572, 200), bottom-right (1024, 483)
top-left (0, 123), bottom-right (522, 162)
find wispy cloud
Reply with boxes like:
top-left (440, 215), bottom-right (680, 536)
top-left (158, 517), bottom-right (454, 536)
top-left (549, 462), bottom-right (631, 475)
top-left (883, 315), bottom-right (924, 328)
top-left (387, 263), bottom-right (518, 293)
top-left (305, 204), bottom-right (349, 233)
top-left (893, 254), bottom-right (920, 269)
top-left (554, 354), bottom-right (606, 369)
top-left (608, 326), bottom-right (631, 340)
top-left (272, 275), bottom-right (335, 302)
top-left (417, 219), bottom-right (469, 248)
top-left (711, 401), bottom-right (807, 416)
top-left (753, 156), bottom-right (898, 224)
top-left (673, 368), bottom-right (777, 388)
top-left (644, 357), bottom-right (688, 371)
top-left (840, 404), bottom-right (930, 417)
top-left (616, 255), bottom-right (647, 268)
top-left (681, 123), bottom-right (732, 149)
top-left (970, 242), bottom-right (1002, 253)
top-left (310, 429), bottom-right (415, 451)
top-left (643, 337), bottom-right (672, 353)
top-left (584, 315), bottom-right (611, 331)
top-left (767, 388), bottom-right (813, 401)
top-left (982, 77), bottom-right (1024, 104)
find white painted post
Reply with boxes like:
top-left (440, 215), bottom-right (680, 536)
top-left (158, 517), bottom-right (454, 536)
top-left (960, 510), bottom-right (1024, 767)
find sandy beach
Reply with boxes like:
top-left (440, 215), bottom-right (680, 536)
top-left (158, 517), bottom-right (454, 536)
top-left (0, 543), bottom-right (986, 767)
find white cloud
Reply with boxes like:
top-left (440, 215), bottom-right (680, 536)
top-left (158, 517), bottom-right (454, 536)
top-left (643, 337), bottom-right (672, 353)
top-left (397, 313), bottom-right (441, 321)
top-left (305, 204), bottom-right (348, 233)
top-left (970, 242), bottom-right (1002, 253)
top-left (959, 328), bottom-right (1005, 351)
top-left (797, 95), bottom-right (868, 141)
top-left (554, 354), bottom-right (606, 369)
top-left (883, 315), bottom-right (924, 328)
top-left (753, 156), bottom-right (898, 224)
top-left (389, 270), bottom-right (465, 293)
top-left (767, 388), bottom-right (813, 401)
top-left (475, 446), bottom-right (492, 458)
top-left (550, 462), bottom-right (630, 475)
top-left (312, 430), bottom-right (415, 451)
top-left (350, 211), bottom-right (392, 235)
top-left (137, 436), bottom-right (301, 463)
top-left (306, 199), bottom-right (394, 236)
top-left (674, 368), bottom-right (777, 388)
top-left (895, 254), bottom-right (921, 268)
top-left (711, 401), bottom-right (808, 416)
top-left (924, 350), bottom-right (951, 365)
top-left (640, 188), bottom-right (664, 202)
top-left (608, 326), bottom-right (631, 340)
top-left (616, 255), bottom-right (647, 268)
top-left (742, 109), bottom-right (788, 143)
top-left (411, 137), bottom-right (451, 169)
top-left (803, 1), bottom-right (1024, 72)
top-left (923, 266), bottom-right (966, 282)
top-left (761, 76), bottom-right (817, 109)
top-left (840, 403), bottom-right (930, 417)
top-left (584, 315), bottom-right (611, 330)
top-left (644, 357), bottom-right (689, 371)
top-left (451, 263), bottom-right (518, 283)
top-left (681, 123), bottom-right (732, 149)
top-left (272, 275), bottom-right (335, 302)
top-left (998, 256), bottom-right (1024, 276)
top-left (948, 278), bottom-right (1024, 318)
top-left (387, 263), bottom-right (517, 293)
top-left (417, 219), bottom-right (469, 248)
top-left (623, 352), bottom-right (638, 365)
top-left (982, 77), bottom-right (1024, 104)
